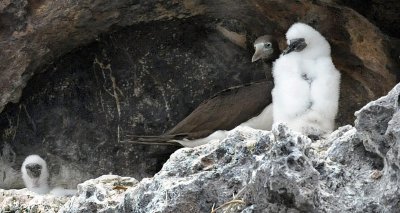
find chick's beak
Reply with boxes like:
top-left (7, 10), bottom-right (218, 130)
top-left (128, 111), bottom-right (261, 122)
top-left (252, 47), bottom-right (263, 62)
top-left (283, 38), bottom-right (307, 55)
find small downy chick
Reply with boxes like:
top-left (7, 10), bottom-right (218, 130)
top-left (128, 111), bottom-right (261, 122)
top-left (21, 155), bottom-right (50, 194)
top-left (21, 154), bottom-right (77, 196)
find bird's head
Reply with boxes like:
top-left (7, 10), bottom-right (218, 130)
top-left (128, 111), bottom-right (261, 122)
top-left (283, 23), bottom-right (331, 58)
top-left (252, 35), bottom-right (280, 62)
top-left (22, 154), bottom-right (49, 180)
top-left (25, 163), bottom-right (42, 178)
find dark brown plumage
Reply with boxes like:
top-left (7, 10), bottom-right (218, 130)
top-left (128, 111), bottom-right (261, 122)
top-left (123, 35), bottom-right (280, 147)
top-left (124, 81), bottom-right (273, 146)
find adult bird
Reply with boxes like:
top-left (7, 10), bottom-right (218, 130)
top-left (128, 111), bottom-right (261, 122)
top-left (272, 23), bottom-right (341, 138)
top-left (124, 35), bottom-right (280, 147)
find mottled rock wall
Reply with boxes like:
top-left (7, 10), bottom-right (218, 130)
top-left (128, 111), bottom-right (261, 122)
top-left (0, 0), bottom-right (399, 190)
top-left (339, 0), bottom-right (400, 38)
top-left (0, 15), bottom-right (271, 189)
top-left (0, 0), bottom-right (204, 111)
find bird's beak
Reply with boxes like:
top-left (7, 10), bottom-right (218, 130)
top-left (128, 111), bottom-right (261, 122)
top-left (252, 47), bottom-right (263, 62)
top-left (283, 38), bottom-right (307, 55)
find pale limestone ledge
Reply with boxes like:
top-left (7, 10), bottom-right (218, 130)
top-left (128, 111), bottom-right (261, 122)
top-left (0, 175), bottom-right (139, 213)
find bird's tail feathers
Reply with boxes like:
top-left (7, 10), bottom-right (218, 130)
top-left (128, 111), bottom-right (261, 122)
top-left (121, 134), bottom-right (184, 146)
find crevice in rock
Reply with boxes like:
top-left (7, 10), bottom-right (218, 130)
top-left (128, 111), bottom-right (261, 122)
top-left (355, 142), bottom-right (384, 170)
top-left (287, 156), bottom-right (306, 172)
top-left (390, 164), bottom-right (399, 181)
top-left (269, 188), bottom-right (295, 209)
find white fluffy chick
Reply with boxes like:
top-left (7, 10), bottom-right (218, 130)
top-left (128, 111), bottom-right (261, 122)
top-left (21, 155), bottom-right (50, 194)
top-left (272, 23), bottom-right (341, 138)
top-left (21, 154), bottom-right (77, 196)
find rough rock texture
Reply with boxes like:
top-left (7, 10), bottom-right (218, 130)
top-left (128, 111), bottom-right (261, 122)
top-left (121, 125), bottom-right (320, 212)
top-left (1, 0), bottom-right (399, 189)
top-left (60, 175), bottom-right (138, 212)
top-left (339, 0), bottom-right (400, 38)
top-left (2, 83), bottom-right (398, 212)
top-left (0, 0), bottom-right (205, 112)
top-left (0, 188), bottom-right (70, 212)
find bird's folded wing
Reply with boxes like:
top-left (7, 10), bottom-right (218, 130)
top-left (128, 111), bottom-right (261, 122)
top-left (123, 80), bottom-right (274, 145)
top-left (168, 80), bottom-right (274, 135)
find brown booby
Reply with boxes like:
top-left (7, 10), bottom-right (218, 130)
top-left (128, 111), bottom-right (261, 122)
top-left (124, 35), bottom-right (280, 147)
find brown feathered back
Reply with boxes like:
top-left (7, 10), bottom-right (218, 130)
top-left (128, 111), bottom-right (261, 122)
top-left (167, 80), bottom-right (273, 139)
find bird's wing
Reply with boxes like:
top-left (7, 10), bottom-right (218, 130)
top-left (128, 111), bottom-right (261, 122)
top-left (167, 80), bottom-right (274, 137)
top-left (123, 80), bottom-right (274, 145)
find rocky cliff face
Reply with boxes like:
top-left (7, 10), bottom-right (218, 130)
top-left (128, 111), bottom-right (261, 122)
top-left (1, 83), bottom-right (399, 212)
top-left (0, 0), bottom-right (399, 191)
top-left (339, 0), bottom-right (400, 38)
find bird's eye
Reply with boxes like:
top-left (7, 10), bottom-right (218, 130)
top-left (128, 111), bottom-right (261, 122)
top-left (264, 43), bottom-right (272, 48)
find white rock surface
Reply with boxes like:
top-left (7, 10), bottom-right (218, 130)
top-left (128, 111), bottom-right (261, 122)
top-left (60, 175), bottom-right (138, 213)
top-left (0, 188), bottom-right (70, 212)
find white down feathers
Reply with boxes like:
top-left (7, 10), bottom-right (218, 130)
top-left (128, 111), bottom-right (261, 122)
top-left (21, 155), bottom-right (77, 196)
top-left (272, 23), bottom-right (341, 136)
top-left (21, 155), bottom-right (50, 194)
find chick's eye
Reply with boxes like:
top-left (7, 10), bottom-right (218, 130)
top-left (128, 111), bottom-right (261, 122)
top-left (264, 43), bottom-right (272, 48)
